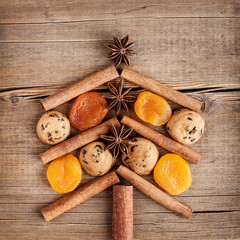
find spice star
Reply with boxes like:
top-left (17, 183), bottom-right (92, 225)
top-left (104, 78), bottom-right (136, 115)
top-left (101, 124), bottom-right (134, 159)
top-left (105, 35), bottom-right (136, 66)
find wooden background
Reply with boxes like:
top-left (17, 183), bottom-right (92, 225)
top-left (0, 1), bottom-right (240, 239)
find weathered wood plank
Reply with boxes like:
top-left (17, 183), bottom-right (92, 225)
top-left (1, 18), bottom-right (240, 43)
top-left (0, 18), bottom-right (240, 90)
top-left (0, 211), bottom-right (239, 240)
top-left (1, 194), bottom-right (240, 217)
top-left (0, 0), bottom-right (240, 24)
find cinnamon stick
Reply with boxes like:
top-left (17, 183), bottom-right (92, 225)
top-left (121, 116), bottom-right (201, 164)
top-left (41, 117), bottom-right (120, 164)
top-left (121, 68), bottom-right (202, 112)
top-left (41, 65), bottom-right (119, 111)
top-left (41, 171), bottom-right (120, 221)
top-left (112, 185), bottom-right (133, 240)
top-left (116, 165), bottom-right (193, 219)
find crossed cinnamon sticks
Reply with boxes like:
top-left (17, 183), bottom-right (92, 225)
top-left (40, 66), bottom-right (202, 236)
top-left (42, 167), bottom-right (192, 222)
top-left (40, 65), bottom-right (201, 165)
top-left (40, 65), bottom-right (202, 112)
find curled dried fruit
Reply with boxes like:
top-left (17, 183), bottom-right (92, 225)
top-left (134, 91), bottom-right (172, 126)
top-left (47, 154), bottom-right (82, 193)
top-left (69, 92), bottom-right (108, 131)
top-left (153, 154), bottom-right (192, 195)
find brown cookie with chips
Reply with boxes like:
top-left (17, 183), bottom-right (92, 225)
top-left (37, 110), bottom-right (70, 145)
top-left (121, 137), bottom-right (159, 175)
top-left (79, 141), bottom-right (115, 177)
top-left (166, 109), bottom-right (205, 145)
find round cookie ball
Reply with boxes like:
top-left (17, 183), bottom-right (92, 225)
top-left (36, 110), bottom-right (71, 145)
top-left (121, 137), bottom-right (159, 175)
top-left (166, 109), bottom-right (205, 145)
top-left (79, 141), bottom-right (115, 176)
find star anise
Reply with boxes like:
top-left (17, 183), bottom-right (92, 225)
top-left (105, 35), bottom-right (136, 67)
top-left (101, 124), bottom-right (134, 159)
top-left (104, 78), bottom-right (136, 115)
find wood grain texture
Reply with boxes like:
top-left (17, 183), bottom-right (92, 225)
top-left (0, 18), bottom-right (239, 90)
top-left (0, 0), bottom-right (240, 239)
top-left (0, 0), bottom-right (240, 23)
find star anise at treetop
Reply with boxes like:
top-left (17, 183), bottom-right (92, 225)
top-left (104, 78), bottom-right (136, 115)
top-left (105, 35), bottom-right (136, 66)
top-left (101, 124), bottom-right (134, 159)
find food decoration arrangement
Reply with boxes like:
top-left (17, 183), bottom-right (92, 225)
top-left (37, 35), bottom-right (205, 239)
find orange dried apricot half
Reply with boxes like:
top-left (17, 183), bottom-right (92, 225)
top-left (153, 153), bottom-right (192, 195)
top-left (47, 154), bottom-right (82, 193)
top-left (69, 92), bottom-right (108, 131)
top-left (134, 91), bottom-right (172, 126)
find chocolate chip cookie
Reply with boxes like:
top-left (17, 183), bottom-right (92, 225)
top-left (166, 109), bottom-right (205, 145)
top-left (121, 137), bottom-right (159, 175)
top-left (37, 110), bottom-right (70, 145)
top-left (79, 141), bottom-right (115, 176)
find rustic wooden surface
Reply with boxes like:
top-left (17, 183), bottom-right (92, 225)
top-left (0, 1), bottom-right (240, 239)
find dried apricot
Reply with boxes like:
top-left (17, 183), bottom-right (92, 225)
top-left (47, 154), bottom-right (82, 193)
top-left (153, 153), bottom-right (192, 195)
top-left (69, 92), bottom-right (108, 131)
top-left (134, 91), bottom-right (172, 126)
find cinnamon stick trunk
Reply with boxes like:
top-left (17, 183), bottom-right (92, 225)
top-left (116, 165), bottom-right (193, 219)
top-left (112, 185), bottom-right (133, 240)
top-left (121, 116), bottom-right (201, 164)
top-left (41, 171), bottom-right (120, 221)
